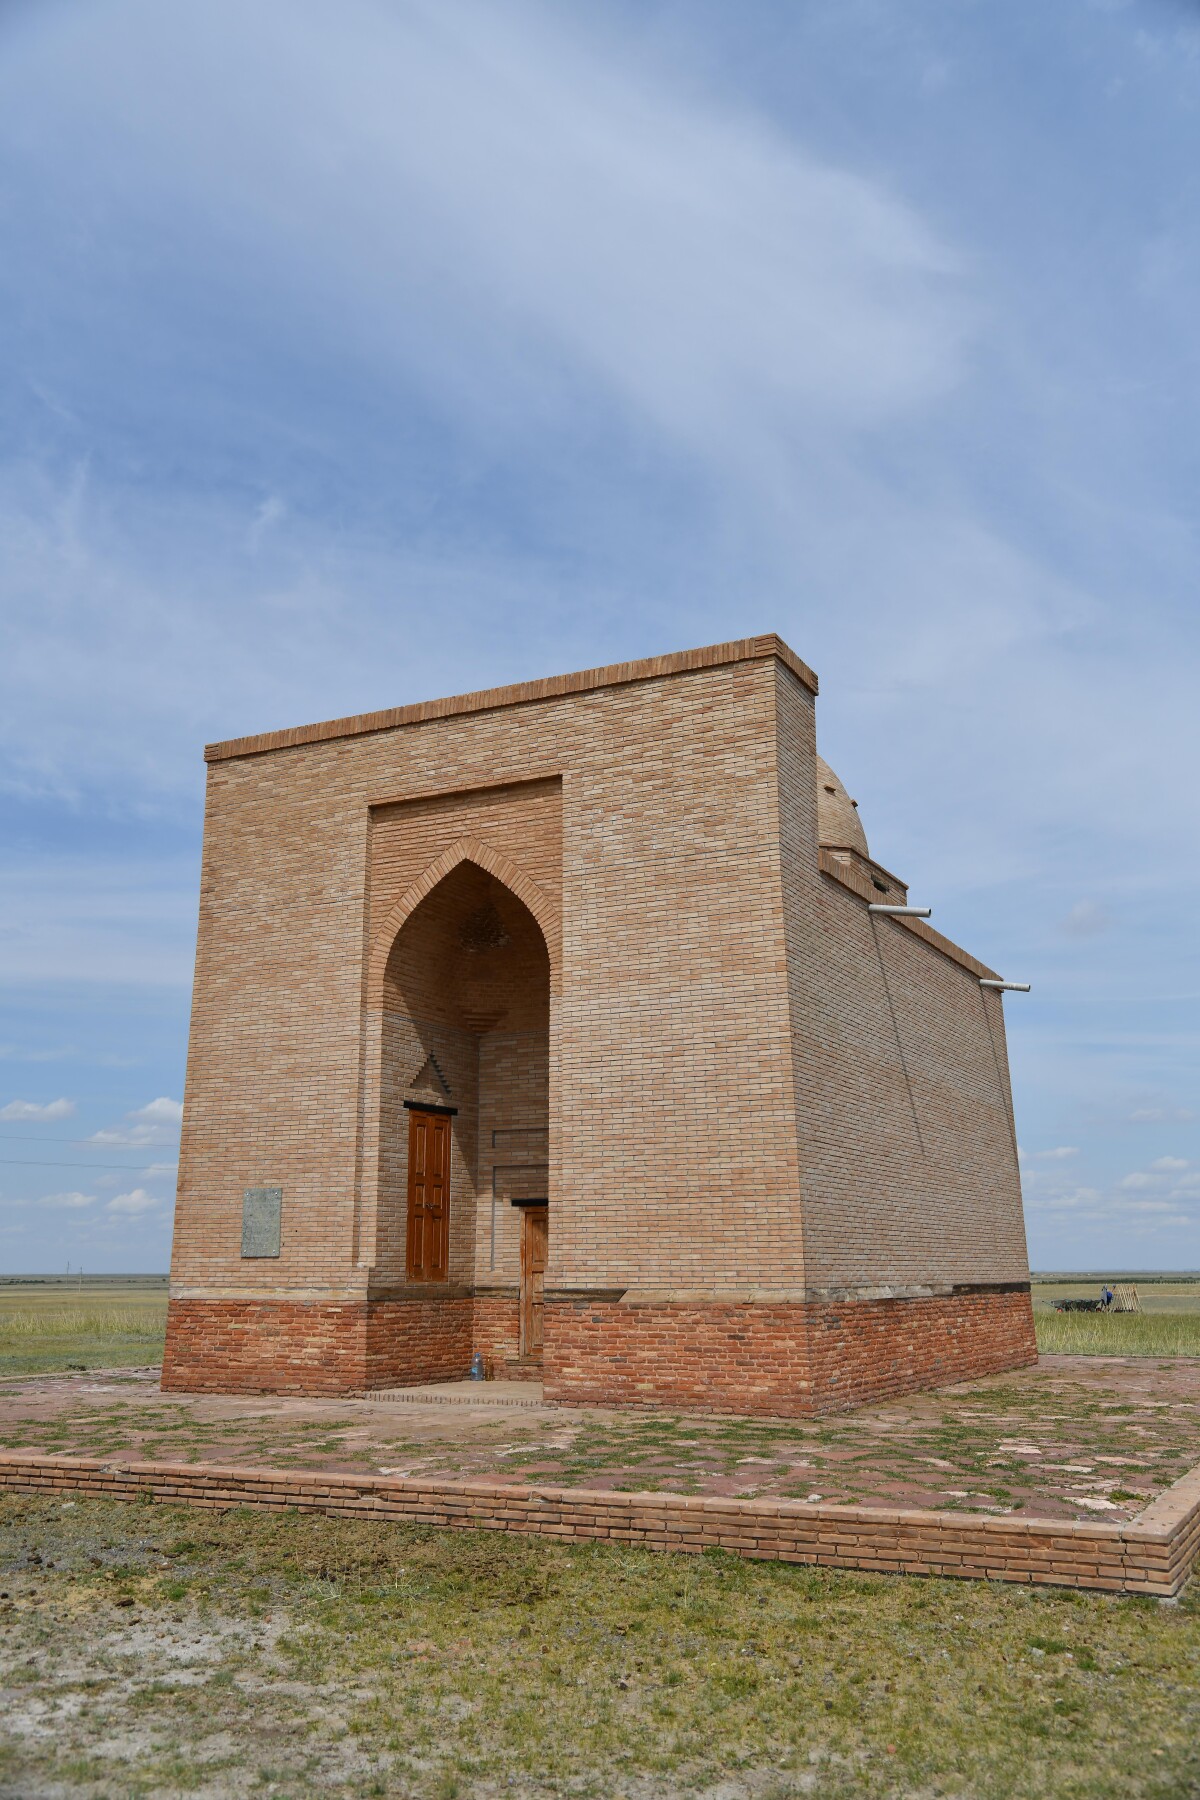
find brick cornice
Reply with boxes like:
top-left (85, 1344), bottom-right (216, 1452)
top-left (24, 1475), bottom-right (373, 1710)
top-left (204, 635), bottom-right (819, 764)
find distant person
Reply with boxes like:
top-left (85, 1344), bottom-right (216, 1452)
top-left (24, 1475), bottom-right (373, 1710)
top-left (1100, 1284), bottom-right (1114, 1310)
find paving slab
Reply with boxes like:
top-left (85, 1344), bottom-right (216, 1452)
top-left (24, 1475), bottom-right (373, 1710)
top-left (0, 1354), bottom-right (1197, 1524)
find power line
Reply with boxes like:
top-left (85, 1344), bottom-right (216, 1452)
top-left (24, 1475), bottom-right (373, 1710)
top-left (0, 1132), bottom-right (179, 1147)
top-left (0, 1158), bottom-right (177, 1173)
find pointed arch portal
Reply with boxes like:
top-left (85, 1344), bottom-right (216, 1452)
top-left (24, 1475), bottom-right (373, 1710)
top-left (374, 854), bottom-right (552, 1366)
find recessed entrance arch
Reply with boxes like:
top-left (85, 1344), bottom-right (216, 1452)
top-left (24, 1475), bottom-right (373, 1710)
top-left (374, 855), bottom-right (552, 1376)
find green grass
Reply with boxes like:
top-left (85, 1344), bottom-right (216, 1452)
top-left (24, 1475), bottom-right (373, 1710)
top-left (1032, 1281), bottom-right (1200, 1358)
top-left (1, 1494), bottom-right (1197, 1798)
top-left (0, 1280), bottom-right (167, 1374)
top-left (1034, 1310), bottom-right (1200, 1357)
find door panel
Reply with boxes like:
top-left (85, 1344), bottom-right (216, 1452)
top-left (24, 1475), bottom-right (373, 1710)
top-left (520, 1205), bottom-right (549, 1358)
top-left (406, 1109), bottom-right (450, 1280)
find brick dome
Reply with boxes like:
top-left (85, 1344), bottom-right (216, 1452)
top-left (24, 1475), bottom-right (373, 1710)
top-left (817, 756), bottom-right (868, 856)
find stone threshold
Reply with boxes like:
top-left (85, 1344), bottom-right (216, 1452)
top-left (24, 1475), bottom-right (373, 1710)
top-left (1, 1450), bottom-right (1196, 1596)
top-left (363, 1381), bottom-right (549, 1409)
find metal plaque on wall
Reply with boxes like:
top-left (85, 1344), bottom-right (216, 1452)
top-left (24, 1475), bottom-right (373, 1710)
top-left (241, 1187), bottom-right (282, 1258)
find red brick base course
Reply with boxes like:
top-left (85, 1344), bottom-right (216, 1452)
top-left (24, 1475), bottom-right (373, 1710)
top-left (808, 1288), bottom-right (1038, 1411)
top-left (471, 1293), bottom-right (525, 1375)
top-left (162, 1299), bottom-right (368, 1396)
top-left (163, 1297), bottom-right (480, 1396)
top-left (163, 1288), bottom-right (1036, 1406)
top-left (0, 1450), bottom-right (1195, 1596)
top-left (365, 1298), bottom-right (475, 1390)
top-left (544, 1289), bottom-right (1037, 1416)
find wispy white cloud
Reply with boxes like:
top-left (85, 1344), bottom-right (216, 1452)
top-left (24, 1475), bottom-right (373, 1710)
top-left (0, 1097), bottom-right (75, 1121)
top-left (1037, 1186), bottom-right (1101, 1213)
top-left (131, 1097), bottom-right (183, 1125)
top-left (38, 1190), bottom-right (96, 1209)
top-left (105, 1187), bottom-right (159, 1215)
top-left (0, 847), bottom-right (198, 985)
top-left (88, 1097), bottom-right (184, 1148)
top-left (248, 493), bottom-right (287, 553)
top-left (88, 1127), bottom-right (170, 1148)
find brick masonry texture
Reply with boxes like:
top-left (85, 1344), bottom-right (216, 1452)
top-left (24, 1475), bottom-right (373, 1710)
top-left (166, 634), bottom-right (1034, 1409)
top-left (544, 1290), bottom-right (1037, 1416)
top-left (163, 1297), bottom-right (478, 1394)
top-left (1, 1451), bottom-right (1196, 1597)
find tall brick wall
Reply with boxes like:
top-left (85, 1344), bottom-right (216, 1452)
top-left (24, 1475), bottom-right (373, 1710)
top-left (170, 646), bottom-right (810, 1314)
top-left (774, 661), bottom-right (1030, 1296)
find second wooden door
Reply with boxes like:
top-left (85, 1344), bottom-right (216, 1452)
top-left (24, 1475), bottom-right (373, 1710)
top-left (519, 1205), bottom-right (548, 1358)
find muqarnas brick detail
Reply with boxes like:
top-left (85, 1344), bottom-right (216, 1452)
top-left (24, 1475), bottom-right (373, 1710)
top-left (165, 636), bottom-right (1034, 1411)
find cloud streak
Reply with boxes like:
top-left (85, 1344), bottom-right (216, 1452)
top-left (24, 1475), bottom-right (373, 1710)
top-left (1, 1098), bottom-right (75, 1121)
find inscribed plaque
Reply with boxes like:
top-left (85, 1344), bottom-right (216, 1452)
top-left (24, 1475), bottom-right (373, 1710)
top-left (241, 1186), bottom-right (282, 1258)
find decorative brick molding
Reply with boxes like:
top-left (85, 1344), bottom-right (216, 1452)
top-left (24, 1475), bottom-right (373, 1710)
top-left (544, 1290), bottom-right (1038, 1417)
top-left (1, 1451), bottom-right (1195, 1597)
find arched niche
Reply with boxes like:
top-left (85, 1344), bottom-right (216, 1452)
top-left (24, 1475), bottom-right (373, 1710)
top-left (375, 859), bottom-right (551, 1291)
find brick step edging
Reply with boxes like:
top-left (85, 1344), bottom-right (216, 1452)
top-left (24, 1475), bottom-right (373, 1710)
top-left (1, 1452), bottom-right (1197, 1596)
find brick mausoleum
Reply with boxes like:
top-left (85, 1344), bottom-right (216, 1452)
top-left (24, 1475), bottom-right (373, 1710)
top-left (163, 635), bottom-right (1036, 1414)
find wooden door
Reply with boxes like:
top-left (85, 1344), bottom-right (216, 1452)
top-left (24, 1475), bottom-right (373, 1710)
top-left (520, 1205), bottom-right (549, 1358)
top-left (406, 1108), bottom-right (450, 1280)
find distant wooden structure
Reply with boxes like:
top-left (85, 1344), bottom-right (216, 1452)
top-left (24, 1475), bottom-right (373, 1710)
top-left (1111, 1283), bottom-right (1140, 1314)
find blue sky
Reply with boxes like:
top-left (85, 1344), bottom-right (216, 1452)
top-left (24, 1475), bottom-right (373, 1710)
top-left (1, 0), bottom-right (1197, 1274)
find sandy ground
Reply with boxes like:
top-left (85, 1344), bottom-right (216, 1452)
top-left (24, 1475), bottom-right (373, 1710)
top-left (1, 1354), bottom-right (1198, 1523)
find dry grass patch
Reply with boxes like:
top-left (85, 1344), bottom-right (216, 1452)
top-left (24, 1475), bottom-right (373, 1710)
top-left (1032, 1281), bottom-right (1200, 1359)
top-left (1034, 1311), bottom-right (1200, 1358)
top-left (0, 1281), bottom-right (167, 1375)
